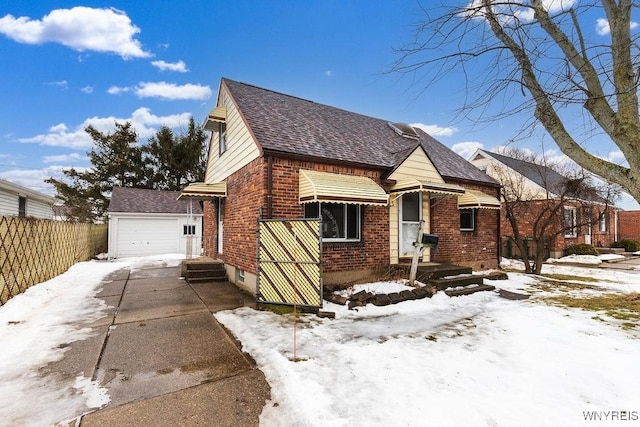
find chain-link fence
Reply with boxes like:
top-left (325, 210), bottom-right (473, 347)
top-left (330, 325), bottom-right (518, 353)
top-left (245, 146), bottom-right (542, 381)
top-left (0, 216), bottom-right (108, 306)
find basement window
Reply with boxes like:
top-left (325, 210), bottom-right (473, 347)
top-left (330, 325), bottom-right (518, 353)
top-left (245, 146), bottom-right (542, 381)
top-left (236, 269), bottom-right (245, 283)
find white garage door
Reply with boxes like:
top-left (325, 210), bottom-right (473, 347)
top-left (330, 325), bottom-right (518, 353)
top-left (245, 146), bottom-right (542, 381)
top-left (115, 218), bottom-right (179, 257)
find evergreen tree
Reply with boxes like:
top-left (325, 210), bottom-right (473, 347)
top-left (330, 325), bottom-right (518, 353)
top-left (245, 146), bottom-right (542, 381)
top-left (47, 118), bottom-right (208, 222)
top-left (47, 122), bottom-right (145, 222)
top-left (144, 117), bottom-right (208, 190)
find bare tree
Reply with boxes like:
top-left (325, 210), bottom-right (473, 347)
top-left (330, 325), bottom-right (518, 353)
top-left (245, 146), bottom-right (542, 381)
top-left (393, 1), bottom-right (640, 202)
top-left (487, 148), bottom-right (616, 274)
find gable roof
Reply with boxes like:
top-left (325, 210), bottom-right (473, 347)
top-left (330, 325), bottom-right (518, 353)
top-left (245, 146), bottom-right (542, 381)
top-left (222, 78), bottom-right (498, 186)
top-left (479, 150), bottom-right (569, 195)
top-left (107, 187), bottom-right (203, 214)
top-left (0, 178), bottom-right (54, 204)
top-left (477, 150), bottom-right (606, 202)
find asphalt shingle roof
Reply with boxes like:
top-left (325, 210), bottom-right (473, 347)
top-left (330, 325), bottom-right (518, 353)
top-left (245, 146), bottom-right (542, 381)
top-left (223, 79), bottom-right (497, 186)
top-left (485, 151), bottom-right (569, 195)
top-left (107, 187), bottom-right (203, 214)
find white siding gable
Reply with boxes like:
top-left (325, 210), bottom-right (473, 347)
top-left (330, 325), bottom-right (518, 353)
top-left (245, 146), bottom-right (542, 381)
top-left (205, 85), bottom-right (261, 184)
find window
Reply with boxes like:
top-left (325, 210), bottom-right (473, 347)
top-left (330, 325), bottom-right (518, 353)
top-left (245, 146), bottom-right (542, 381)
top-left (236, 268), bottom-right (245, 283)
top-left (218, 122), bottom-right (227, 155)
top-left (599, 211), bottom-right (609, 232)
top-left (563, 206), bottom-right (577, 238)
top-left (460, 208), bottom-right (475, 231)
top-left (183, 225), bottom-right (196, 235)
top-left (18, 196), bottom-right (26, 217)
top-left (304, 202), bottom-right (361, 241)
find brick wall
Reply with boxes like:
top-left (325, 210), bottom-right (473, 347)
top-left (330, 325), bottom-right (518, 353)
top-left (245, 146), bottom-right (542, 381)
top-left (618, 210), bottom-right (640, 241)
top-left (430, 181), bottom-right (500, 269)
top-left (269, 158), bottom-right (389, 273)
top-left (500, 198), bottom-right (618, 257)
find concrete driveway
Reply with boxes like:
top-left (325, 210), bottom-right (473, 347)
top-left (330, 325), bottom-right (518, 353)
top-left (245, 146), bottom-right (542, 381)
top-left (45, 262), bottom-right (270, 426)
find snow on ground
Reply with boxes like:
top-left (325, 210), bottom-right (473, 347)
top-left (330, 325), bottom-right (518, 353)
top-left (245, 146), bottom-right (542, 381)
top-left (217, 261), bottom-right (640, 427)
top-left (2, 255), bottom-right (639, 426)
top-left (0, 254), bottom-right (185, 427)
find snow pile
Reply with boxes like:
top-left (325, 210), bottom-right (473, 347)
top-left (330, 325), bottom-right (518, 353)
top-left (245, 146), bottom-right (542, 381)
top-left (547, 254), bottom-right (602, 265)
top-left (598, 253), bottom-right (626, 262)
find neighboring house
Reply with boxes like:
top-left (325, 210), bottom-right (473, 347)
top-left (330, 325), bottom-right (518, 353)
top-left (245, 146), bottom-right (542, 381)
top-left (107, 187), bottom-right (203, 258)
top-left (0, 178), bottom-right (54, 219)
top-left (181, 78), bottom-right (501, 292)
top-left (469, 149), bottom-right (618, 258)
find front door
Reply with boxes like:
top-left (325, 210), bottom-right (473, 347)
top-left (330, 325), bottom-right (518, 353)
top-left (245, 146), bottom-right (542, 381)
top-left (218, 198), bottom-right (224, 254)
top-left (400, 192), bottom-right (422, 257)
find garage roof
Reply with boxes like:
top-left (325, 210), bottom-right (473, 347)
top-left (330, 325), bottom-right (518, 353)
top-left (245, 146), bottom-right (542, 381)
top-left (107, 187), bottom-right (203, 214)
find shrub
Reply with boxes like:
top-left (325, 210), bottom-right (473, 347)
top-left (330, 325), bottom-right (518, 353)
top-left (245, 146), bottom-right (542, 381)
top-left (611, 239), bottom-right (640, 252)
top-left (564, 243), bottom-right (599, 256)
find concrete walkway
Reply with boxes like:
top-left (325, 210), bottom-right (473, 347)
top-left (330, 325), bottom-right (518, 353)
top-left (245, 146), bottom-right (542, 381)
top-left (48, 262), bottom-right (270, 426)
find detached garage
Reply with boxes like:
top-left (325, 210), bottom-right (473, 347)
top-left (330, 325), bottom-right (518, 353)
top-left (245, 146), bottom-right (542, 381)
top-left (107, 187), bottom-right (203, 259)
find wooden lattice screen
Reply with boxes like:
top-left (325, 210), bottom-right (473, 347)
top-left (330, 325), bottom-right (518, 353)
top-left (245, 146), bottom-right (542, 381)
top-left (257, 219), bottom-right (322, 308)
top-left (0, 216), bottom-right (108, 306)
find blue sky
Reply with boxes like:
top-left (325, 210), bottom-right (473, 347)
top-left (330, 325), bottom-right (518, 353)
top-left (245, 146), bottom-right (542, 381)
top-left (1, 1), bottom-right (638, 209)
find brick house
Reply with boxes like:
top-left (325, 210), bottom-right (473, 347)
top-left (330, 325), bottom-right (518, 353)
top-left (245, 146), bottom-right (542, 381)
top-left (469, 149), bottom-right (618, 258)
top-left (182, 79), bottom-right (501, 293)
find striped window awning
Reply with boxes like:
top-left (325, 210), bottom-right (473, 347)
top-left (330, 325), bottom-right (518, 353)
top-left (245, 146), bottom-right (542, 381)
top-left (390, 179), bottom-right (466, 196)
top-left (203, 106), bottom-right (227, 131)
top-left (299, 170), bottom-right (389, 206)
top-left (178, 182), bottom-right (226, 200)
top-left (458, 190), bottom-right (501, 210)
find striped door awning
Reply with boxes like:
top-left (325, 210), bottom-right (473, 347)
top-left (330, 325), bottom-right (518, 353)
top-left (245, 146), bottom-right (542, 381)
top-left (178, 182), bottom-right (226, 200)
top-left (390, 179), bottom-right (466, 196)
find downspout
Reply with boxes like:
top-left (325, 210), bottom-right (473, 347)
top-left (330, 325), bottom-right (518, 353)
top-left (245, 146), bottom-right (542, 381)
top-left (266, 156), bottom-right (273, 219)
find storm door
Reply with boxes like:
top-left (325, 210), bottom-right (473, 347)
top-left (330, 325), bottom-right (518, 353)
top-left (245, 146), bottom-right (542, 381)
top-left (400, 192), bottom-right (421, 257)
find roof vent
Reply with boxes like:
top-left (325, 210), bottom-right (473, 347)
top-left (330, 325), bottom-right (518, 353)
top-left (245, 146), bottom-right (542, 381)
top-left (388, 122), bottom-right (419, 140)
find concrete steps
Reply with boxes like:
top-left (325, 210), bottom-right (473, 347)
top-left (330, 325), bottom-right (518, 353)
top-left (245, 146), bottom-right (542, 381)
top-left (182, 258), bottom-right (228, 283)
top-left (430, 274), bottom-right (496, 297)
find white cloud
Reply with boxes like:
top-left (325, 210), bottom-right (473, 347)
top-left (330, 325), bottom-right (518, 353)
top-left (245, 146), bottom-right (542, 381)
top-left (595, 18), bottom-right (610, 36)
top-left (607, 150), bottom-right (626, 163)
top-left (151, 60), bottom-right (188, 73)
top-left (47, 80), bottom-right (68, 89)
top-left (465, 0), bottom-right (577, 24)
top-left (80, 85), bottom-right (93, 94)
top-left (134, 81), bottom-right (212, 100)
top-left (0, 165), bottom-right (71, 196)
top-left (324, 70), bottom-right (334, 77)
top-left (410, 123), bottom-right (458, 137)
top-left (107, 86), bottom-right (131, 95)
top-left (17, 107), bottom-right (192, 149)
top-left (0, 7), bottom-right (150, 59)
top-left (43, 153), bottom-right (85, 164)
top-left (596, 18), bottom-right (638, 36)
top-left (451, 141), bottom-right (484, 159)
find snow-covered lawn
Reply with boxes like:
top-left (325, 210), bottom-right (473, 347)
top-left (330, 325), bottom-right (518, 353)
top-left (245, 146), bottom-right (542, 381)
top-left (217, 260), bottom-right (640, 427)
top-left (1, 255), bottom-right (639, 426)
